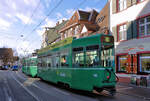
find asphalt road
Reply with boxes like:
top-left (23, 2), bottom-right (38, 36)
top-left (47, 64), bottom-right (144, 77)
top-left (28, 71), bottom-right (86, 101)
top-left (0, 70), bottom-right (148, 101)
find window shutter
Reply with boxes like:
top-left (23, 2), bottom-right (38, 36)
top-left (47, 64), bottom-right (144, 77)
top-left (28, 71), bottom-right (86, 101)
top-left (127, 22), bottom-right (132, 40)
top-left (132, 20), bottom-right (138, 38)
top-left (132, 0), bottom-right (137, 5)
top-left (112, 26), bottom-right (117, 42)
top-left (112, 0), bottom-right (117, 13)
top-left (127, 0), bottom-right (132, 8)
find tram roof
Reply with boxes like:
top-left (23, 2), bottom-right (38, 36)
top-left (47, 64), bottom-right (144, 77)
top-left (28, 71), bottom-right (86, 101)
top-left (38, 33), bottom-right (113, 55)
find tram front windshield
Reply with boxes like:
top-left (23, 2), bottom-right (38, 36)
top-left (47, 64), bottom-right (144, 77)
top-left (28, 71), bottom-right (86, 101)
top-left (101, 45), bottom-right (114, 67)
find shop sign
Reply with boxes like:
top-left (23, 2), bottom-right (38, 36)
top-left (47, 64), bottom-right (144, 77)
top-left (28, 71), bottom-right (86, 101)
top-left (121, 45), bottom-right (145, 54)
top-left (128, 49), bottom-right (137, 54)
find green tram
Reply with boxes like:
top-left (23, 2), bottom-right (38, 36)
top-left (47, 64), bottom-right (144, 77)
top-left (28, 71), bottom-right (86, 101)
top-left (38, 34), bottom-right (116, 94)
top-left (22, 56), bottom-right (38, 77)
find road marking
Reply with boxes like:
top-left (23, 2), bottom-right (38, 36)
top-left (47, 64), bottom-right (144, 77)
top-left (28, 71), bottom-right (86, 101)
top-left (3, 78), bottom-right (13, 101)
top-left (30, 82), bottom-right (70, 96)
top-left (3, 87), bottom-right (12, 101)
top-left (15, 71), bottom-right (70, 96)
top-left (11, 73), bottom-right (41, 101)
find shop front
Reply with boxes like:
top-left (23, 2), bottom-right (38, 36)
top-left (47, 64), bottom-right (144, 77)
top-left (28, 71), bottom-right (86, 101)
top-left (138, 53), bottom-right (150, 74)
top-left (115, 38), bottom-right (150, 86)
top-left (117, 54), bottom-right (137, 74)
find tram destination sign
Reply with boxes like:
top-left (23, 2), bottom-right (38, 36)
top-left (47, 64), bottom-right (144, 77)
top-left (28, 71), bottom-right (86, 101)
top-left (101, 35), bottom-right (114, 43)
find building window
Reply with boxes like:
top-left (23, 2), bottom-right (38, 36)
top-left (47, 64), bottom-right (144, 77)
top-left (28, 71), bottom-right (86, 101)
top-left (118, 55), bottom-right (127, 72)
top-left (139, 16), bottom-right (150, 37)
top-left (75, 26), bottom-right (79, 35)
top-left (118, 24), bottom-right (127, 41)
top-left (118, 0), bottom-right (127, 11)
top-left (64, 30), bottom-right (68, 38)
top-left (97, 16), bottom-right (105, 23)
top-left (139, 54), bottom-right (150, 73)
top-left (64, 33), bottom-right (67, 38)
top-left (68, 28), bottom-right (72, 36)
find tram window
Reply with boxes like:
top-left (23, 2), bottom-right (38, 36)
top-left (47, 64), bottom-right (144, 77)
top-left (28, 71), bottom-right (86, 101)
top-left (41, 57), bottom-right (47, 68)
top-left (101, 45), bottom-right (114, 67)
top-left (31, 60), bottom-right (36, 66)
top-left (38, 58), bottom-right (42, 67)
top-left (46, 57), bottom-right (52, 68)
top-left (37, 63), bottom-right (40, 67)
top-left (61, 55), bottom-right (69, 67)
top-left (43, 60), bottom-right (46, 67)
top-left (73, 52), bottom-right (84, 67)
top-left (52, 56), bottom-right (60, 68)
top-left (48, 63), bottom-right (51, 67)
top-left (56, 56), bottom-right (60, 67)
top-left (86, 45), bottom-right (99, 67)
top-left (86, 50), bottom-right (99, 67)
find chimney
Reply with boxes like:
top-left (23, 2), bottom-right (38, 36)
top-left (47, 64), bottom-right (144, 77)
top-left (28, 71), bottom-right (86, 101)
top-left (62, 20), bottom-right (65, 23)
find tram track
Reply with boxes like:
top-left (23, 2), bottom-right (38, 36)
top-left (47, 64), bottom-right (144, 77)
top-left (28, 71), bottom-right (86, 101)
top-left (10, 72), bottom-right (41, 101)
top-left (1, 71), bottom-right (17, 101)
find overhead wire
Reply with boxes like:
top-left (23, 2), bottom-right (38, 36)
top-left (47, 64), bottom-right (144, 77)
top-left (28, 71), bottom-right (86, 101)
top-left (19, 0), bottom-right (64, 56)
top-left (16, 0), bottom-right (42, 55)
top-left (21, 0), bottom-right (89, 56)
top-left (22, 0), bottom-right (63, 42)
top-left (16, 0), bottom-right (42, 43)
top-left (24, 0), bottom-right (89, 56)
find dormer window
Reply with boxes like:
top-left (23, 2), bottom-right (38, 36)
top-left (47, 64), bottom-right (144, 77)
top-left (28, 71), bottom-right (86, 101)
top-left (75, 26), bottom-right (79, 35)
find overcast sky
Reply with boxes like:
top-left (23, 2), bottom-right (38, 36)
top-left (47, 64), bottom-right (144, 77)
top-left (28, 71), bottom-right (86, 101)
top-left (0, 0), bottom-right (107, 56)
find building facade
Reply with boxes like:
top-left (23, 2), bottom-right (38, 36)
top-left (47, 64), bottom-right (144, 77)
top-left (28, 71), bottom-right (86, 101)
top-left (59, 9), bottom-right (99, 40)
top-left (110, 0), bottom-right (150, 83)
top-left (41, 20), bottom-right (67, 48)
top-left (95, 2), bottom-right (110, 34)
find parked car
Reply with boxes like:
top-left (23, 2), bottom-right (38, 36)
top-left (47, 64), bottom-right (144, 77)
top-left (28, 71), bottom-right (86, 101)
top-left (1, 65), bottom-right (8, 70)
top-left (12, 65), bottom-right (18, 71)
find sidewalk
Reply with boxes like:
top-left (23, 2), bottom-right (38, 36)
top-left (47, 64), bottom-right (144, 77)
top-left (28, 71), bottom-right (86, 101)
top-left (116, 82), bottom-right (150, 100)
